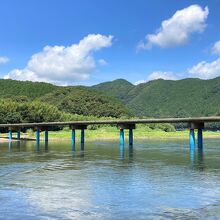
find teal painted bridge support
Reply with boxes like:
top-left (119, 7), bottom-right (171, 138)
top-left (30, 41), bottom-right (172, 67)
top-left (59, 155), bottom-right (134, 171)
top-left (17, 131), bottom-right (21, 141)
top-left (120, 129), bottom-right (124, 146)
top-left (35, 130), bottom-right (40, 151)
top-left (36, 130), bottom-right (40, 144)
top-left (45, 130), bottom-right (48, 142)
top-left (119, 128), bottom-right (125, 159)
top-left (8, 130), bottom-right (12, 142)
top-left (118, 124), bottom-right (135, 147)
top-left (72, 129), bottom-right (76, 151)
top-left (189, 129), bottom-right (195, 150)
top-left (129, 129), bottom-right (133, 146)
top-left (189, 122), bottom-right (204, 150)
top-left (70, 125), bottom-right (87, 151)
top-left (198, 128), bottom-right (203, 149)
top-left (81, 129), bottom-right (85, 144)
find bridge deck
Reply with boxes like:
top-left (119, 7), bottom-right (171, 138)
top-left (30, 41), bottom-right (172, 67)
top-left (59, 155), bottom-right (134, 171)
top-left (0, 116), bottom-right (220, 128)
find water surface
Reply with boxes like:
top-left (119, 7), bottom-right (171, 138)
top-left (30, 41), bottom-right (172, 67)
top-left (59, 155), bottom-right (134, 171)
top-left (0, 139), bottom-right (220, 219)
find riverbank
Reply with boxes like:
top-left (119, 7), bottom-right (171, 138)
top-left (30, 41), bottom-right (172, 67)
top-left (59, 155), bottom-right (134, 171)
top-left (1, 127), bottom-right (220, 141)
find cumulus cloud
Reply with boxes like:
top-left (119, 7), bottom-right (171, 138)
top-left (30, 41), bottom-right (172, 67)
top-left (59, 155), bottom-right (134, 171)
top-left (188, 58), bottom-right (220, 79)
top-left (147, 71), bottom-right (178, 81)
top-left (138, 5), bottom-right (209, 50)
top-left (212, 41), bottom-right (220, 55)
top-left (0, 56), bottom-right (9, 64)
top-left (187, 40), bottom-right (220, 79)
top-left (134, 79), bottom-right (147, 85)
top-left (4, 34), bottom-right (113, 84)
top-left (98, 59), bottom-right (108, 66)
top-left (135, 71), bottom-right (179, 85)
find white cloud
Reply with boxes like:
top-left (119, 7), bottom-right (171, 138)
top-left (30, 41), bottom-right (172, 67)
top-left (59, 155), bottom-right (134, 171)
top-left (147, 71), bottom-right (178, 81)
top-left (98, 59), bottom-right (108, 66)
top-left (0, 56), bottom-right (9, 64)
top-left (4, 34), bottom-right (113, 84)
top-left (187, 40), bottom-right (220, 79)
top-left (135, 71), bottom-right (179, 85)
top-left (134, 79), bottom-right (147, 85)
top-left (138, 5), bottom-right (208, 50)
top-left (212, 41), bottom-right (220, 55)
top-left (188, 58), bottom-right (220, 79)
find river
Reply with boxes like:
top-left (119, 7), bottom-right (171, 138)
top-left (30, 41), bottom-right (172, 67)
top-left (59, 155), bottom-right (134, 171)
top-left (0, 139), bottom-right (220, 219)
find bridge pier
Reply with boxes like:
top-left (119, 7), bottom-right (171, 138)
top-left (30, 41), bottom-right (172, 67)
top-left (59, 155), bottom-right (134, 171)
top-left (118, 124), bottom-right (135, 146)
top-left (8, 128), bottom-right (21, 142)
top-left (198, 128), bottom-right (203, 149)
top-left (35, 128), bottom-right (40, 144)
top-left (120, 129), bottom-right (124, 146)
top-left (35, 127), bottom-right (49, 145)
top-left (189, 129), bottom-right (195, 150)
top-left (8, 129), bottom-right (12, 142)
top-left (17, 130), bottom-right (21, 141)
top-left (45, 130), bottom-right (48, 142)
top-left (129, 129), bottom-right (133, 146)
top-left (81, 129), bottom-right (85, 144)
top-left (188, 122), bottom-right (204, 149)
top-left (72, 129), bottom-right (76, 150)
top-left (70, 125), bottom-right (87, 149)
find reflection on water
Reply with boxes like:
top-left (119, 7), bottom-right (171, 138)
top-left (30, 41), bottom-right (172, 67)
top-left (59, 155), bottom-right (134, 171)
top-left (0, 139), bottom-right (220, 219)
top-left (189, 145), bottom-right (206, 171)
top-left (119, 144), bottom-right (125, 160)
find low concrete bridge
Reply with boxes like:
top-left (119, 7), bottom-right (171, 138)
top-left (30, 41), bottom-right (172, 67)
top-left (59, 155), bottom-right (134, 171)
top-left (1, 116), bottom-right (220, 149)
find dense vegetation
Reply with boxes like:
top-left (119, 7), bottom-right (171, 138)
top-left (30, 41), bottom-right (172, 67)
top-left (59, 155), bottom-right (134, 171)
top-left (0, 79), bottom-right (130, 120)
top-left (2, 77), bottom-right (220, 131)
top-left (0, 99), bottom-right (175, 132)
top-left (0, 79), bottom-right (56, 100)
top-left (93, 77), bottom-right (220, 118)
top-left (0, 79), bottom-right (175, 132)
top-left (38, 86), bottom-right (130, 117)
top-left (93, 79), bottom-right (135, 103)
top-left (0, 99), bottom-right (62, 124)
top-left (4, 77), bottom-right (220, 119)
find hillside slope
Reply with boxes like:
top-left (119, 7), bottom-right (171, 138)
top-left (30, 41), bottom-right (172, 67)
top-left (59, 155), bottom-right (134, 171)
top-left (2, 77), bottom-right (220, 118)
top-left (38, 86), bottom-right (131, 117)
top-left (92, 79), bottom-right (135, 103)
top-left (0, 79), bottom-right (130, 118)
top-left (93, 77), bottom-right (220, 117)
top-left (0, 79), bottom-right (57, 100)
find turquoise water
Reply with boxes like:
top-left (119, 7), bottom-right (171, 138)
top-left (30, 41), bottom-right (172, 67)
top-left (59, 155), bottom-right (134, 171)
top-left (0, 139), bottom-right (220, 219)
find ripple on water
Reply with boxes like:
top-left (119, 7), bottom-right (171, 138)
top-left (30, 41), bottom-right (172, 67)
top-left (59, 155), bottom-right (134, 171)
top-left (0, 140), bottom-right (219, 219)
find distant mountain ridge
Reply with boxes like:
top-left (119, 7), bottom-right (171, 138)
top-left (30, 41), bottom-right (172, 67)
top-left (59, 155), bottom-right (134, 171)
top-left (1, 77), bottom-right (220, 118)
top-left (92, 79), bottom-right (135, 103)
top-left (92, 77), bottom-right (220, 117)
top-left (0, 79), bottom-right (130, 118)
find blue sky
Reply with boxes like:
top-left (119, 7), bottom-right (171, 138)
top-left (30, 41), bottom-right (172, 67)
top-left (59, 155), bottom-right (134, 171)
top-left (0, 0), bottom-right (220, 85)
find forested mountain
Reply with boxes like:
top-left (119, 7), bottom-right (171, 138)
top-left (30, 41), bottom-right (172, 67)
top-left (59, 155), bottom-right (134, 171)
top-left (93, 77), bottom-right (220, 117)
top-left (0, 79), bottom-right (57, 100)
top-left (2, 77), bottom-right (220, 121)
top-left (0, 79), bottom-right (131, 123)
top-left (38, 86), bottom-right (130, 117)
top-left (92, 79), bottom-right (135, 103)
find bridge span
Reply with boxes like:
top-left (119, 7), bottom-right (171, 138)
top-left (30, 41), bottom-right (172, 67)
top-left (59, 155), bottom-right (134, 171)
top-left (1, 116), bottom-right (220, 150)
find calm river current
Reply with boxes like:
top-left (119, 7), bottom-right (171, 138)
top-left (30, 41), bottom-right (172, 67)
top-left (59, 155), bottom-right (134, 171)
top-left (0, 139), bottom-right (220, 219)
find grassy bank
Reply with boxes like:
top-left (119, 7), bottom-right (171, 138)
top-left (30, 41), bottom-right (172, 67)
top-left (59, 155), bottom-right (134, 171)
top-left (1, 126), bottom-right (220, 141)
